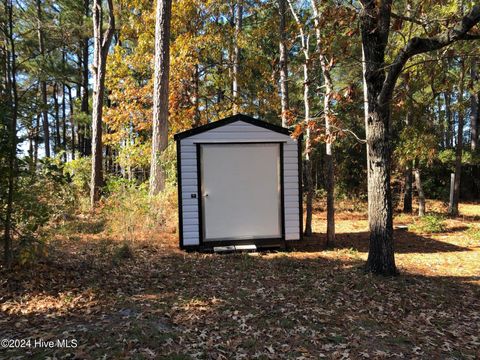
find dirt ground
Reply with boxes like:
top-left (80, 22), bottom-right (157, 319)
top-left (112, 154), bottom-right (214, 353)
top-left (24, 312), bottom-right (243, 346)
top-left (1, 201), bottom-right (479, 359)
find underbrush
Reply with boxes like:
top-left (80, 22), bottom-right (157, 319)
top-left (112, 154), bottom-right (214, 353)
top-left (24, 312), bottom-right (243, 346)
top-left (4, 156), bottom-right (78, 265)
top-left (409, 214), bottom-right (446, 233)
top-left (466, 224), bottom-right (480, 241)
top-left (102, 178), bottom-right (177, 242)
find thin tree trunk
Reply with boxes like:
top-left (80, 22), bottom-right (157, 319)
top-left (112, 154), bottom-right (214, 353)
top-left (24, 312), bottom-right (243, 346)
top-left (149, 0), bottom-right (172, 196)
top-left (278, 0), bottom-right (289, 127)
top-left (414, 166), bottom-right (425, 217)
top-left (90, 0), bottom-right (115, 207)
top-left (471, 58), bottom-right (478, 151)
top-left (79, 0), bottom-right (90, 156)
top-left (403, 96), bottom-right (413, 213)
top-left (193, 64), bottom-right (200, 127)
top-left (444, 91), bottom-right (453, 148)
top-left (36, 0), bottom-right (49, 157)
top-left (34, 114), bottom-right (40, 166)
top-left (303, 60), bottom-right (313, 236)
top-left (28, 121), bottom-right (34, 171)
top-left (311, 0), bottom-right (335, 246)
top-left (61, 85), bottom-right (67, 161)
top-left (403, 165), bottom-right (413, 212)
top-left (288, 0), bottom-right (313, 236)
top-left (4, 0), bottom-right (18, 268)
top-left (53, 83), bottom-right (61, 155)
top-left (232, 0), bottom-right (242, 114)
top-left (67, 85), bottom-right (75, 160)
top-left (449, 59), bottom-right (465, 216)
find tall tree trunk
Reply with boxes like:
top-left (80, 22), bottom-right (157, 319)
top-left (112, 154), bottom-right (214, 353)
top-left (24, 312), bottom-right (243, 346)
top-left (232, 0), bottom-right (242, 114)
top-left (36, 0), bottom-right (49, 157)
top-left (61, 51), bottom-right (67, 162)
top-left (449, 59), bottom-right (465, 216)
top-left (288, 0), bottom-right (313, 236)
top-left (311, 0), bottom-right (335, 246)
top-left (79, 0), bottom-right (90, 156)
top-left (414, 166), bottom-right (425, 217)
top-left (149, 0), bottom-right (172, 196)
top-left (471, 58), bottom-right (478, 151)
top-left (278, 0), bottom-right (289, 127)
top-left (303, 61), bottom-right (313, 237)
top-left (4, 0), bottom-right (18, 268)
top-left (90, 0), bottom-right (115, 207)
top-left (360, 2), bottom-right (396, 275)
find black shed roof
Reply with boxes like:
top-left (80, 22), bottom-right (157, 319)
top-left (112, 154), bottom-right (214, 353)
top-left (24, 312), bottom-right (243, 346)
top-left (173, 114), bottom-right (291, 141)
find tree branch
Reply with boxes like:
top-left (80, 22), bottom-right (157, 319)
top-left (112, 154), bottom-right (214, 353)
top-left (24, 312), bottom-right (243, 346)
top-left (101, 0), bottom-right (115, 54)
top-left (379, 5), bottom-right (480, 106)
top-left (390, 11), bottom-right (424, 26)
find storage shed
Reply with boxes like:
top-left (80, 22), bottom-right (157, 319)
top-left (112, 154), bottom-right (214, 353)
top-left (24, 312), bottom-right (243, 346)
top-left (174, 114), bottom-right (302, 251)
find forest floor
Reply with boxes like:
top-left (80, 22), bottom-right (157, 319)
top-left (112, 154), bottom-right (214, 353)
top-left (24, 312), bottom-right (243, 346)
top-left (1, 200), bottom-right (479, 359)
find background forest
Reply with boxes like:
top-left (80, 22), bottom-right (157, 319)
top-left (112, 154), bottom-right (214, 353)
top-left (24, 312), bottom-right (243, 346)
top-left (1, 0), bottom-right (480, 265)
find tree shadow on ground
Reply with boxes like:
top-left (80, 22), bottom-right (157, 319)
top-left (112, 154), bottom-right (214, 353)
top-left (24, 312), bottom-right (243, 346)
top-left (289, 228), bottom-right (471, 253)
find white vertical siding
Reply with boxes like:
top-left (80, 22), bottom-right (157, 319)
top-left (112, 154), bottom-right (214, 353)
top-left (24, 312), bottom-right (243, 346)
top-left (179, 120), bottom-right (301, 246)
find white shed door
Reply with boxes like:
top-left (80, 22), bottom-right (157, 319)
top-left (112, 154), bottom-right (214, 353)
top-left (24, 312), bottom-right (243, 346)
top-left (200, 143), bottom-right (282, 241)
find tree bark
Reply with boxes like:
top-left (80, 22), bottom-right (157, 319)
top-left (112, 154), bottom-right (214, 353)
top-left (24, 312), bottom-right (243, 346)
top-left (90, 0), bottom-right (115, 207)
top-left (414, 166), bottom-right (425, 217)
top-left (232, 0), bottom-right (242, 114)
top-left (449, 59), bottom-right (465, 216)
top-left (149, 0), bottom-right (172, 196)
top-left (360, 0), bottom-right (396, 275)
top-left (36, 0), bottom-right (50, 157)
top-left (278, 0), bottom-right (289, 127)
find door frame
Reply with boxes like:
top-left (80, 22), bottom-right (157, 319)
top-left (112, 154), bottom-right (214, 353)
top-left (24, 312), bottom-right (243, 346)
top-left (196, 142), bottom-right (286, 247)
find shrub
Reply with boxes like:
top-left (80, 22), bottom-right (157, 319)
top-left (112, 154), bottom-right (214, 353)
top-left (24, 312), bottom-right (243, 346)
top-left (410, 214), bottom-right (446, 233)
top-left (64, 156), bottom-right (92, 194)
top-left (2, 155), bottom-right (78, 265)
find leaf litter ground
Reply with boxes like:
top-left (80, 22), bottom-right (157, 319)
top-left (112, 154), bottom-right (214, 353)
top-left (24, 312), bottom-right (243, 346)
top-left (1, 201), bottom-right (479, 359)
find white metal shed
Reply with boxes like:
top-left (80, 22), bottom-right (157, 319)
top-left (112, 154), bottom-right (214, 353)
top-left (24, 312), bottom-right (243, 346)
top-left (174, 114), bottom-right (302, 251)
